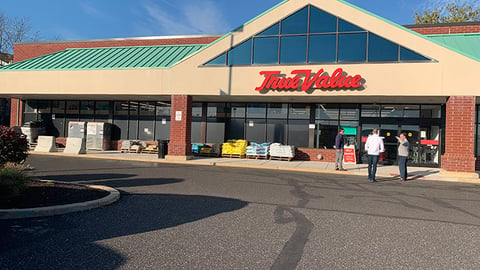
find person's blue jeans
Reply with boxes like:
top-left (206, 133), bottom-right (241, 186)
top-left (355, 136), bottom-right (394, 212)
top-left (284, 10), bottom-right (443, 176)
top-left (367, 154), bottom-right (379, 181)
top-left (398, 156), bottom-right (408, 180)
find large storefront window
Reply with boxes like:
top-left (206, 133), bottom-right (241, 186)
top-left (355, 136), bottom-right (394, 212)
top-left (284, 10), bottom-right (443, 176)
top-left (266, 104), bottom-right (287, 144)
top-left (128, 102), bottom-right (139, 140)
top-left (225, 103), bottom-right (311, 146)
top-left (65, 101), bottom-right (80, 134)
top-left (254, 37), bottom-right (279, 64)
top-left (23, 99), bottom-right (173, 141)
top-left (361, 104), bottom-right (380, 118)
top-left (288, 104), bottom-right (310, 147)
top-left (380, 105), bottom-right (419, 118)
top-left (315, 104), bottom-right (359, 148)
top-left (227, 40), bottom-right (251, 66)
top-left (204, 5), bottom-right (432, 66)
top-left (22, 100), bottom-right (51, 139)
top-left (246, 104), bottom-right (266, 143)
top-left (206, 103), bottom-right (226, 145)
top-left (421, 105), bottom-right (441, 118)
top-left (226, 103), bottom-right (246, 140)
top-left (155, 101), bottom-right (171, 140)
top-left (80, 101), bottom-right (95, 122)
top-left (315, 104), bottom-right (339, 148)
top-left (113, 101), bottom-right (129, 140)
top-left (52, 100), bottom-right (66, 137)
top-left (24, 100), bottom-right (39, 122)
top-left (95, 101), bottom-right (110, 121)
top-left (191, 103), bottom-right (203, 143)
top-left (138, 102), bottom-right (155, 141)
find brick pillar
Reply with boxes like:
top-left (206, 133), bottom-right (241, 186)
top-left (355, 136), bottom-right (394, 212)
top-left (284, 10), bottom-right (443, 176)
top-left (9, 99), bottom-right (23, 127)
top-left (441, 96), bottom-right (476, 173)
top-left (166, 95), bottom-right (193, 160)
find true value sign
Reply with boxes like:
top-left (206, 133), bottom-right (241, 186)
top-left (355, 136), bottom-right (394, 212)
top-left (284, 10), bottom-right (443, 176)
top-left (255, 68), bottom-right (364, 92)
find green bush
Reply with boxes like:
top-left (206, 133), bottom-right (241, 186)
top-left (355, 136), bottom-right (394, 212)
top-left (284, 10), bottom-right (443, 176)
top-left (0, 126), bottom-right (29, 167)
top-left (0, 163), bottom-right (30, 198)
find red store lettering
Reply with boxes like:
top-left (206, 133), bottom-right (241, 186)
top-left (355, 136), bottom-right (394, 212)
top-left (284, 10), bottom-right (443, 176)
top-left (255, 68), bottom-right (363, 91)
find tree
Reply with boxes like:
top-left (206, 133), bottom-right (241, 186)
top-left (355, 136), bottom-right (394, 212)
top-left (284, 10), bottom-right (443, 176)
top-left (0, 11), bottom-right (39, 55)
top-left (0, 12), bottom-right (39, 127)
top-left (415, 3), bottom-right (480, 24)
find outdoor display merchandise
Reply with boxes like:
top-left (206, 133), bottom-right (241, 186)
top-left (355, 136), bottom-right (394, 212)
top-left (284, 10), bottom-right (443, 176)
top-left (221, 140), bottom-right (248, 157)
top-left (269, 143), bottom-right (296, 161)
top-left (246, 142), bottom-right (270, 159)
top-left (192, 143), bottom-right (219, 156)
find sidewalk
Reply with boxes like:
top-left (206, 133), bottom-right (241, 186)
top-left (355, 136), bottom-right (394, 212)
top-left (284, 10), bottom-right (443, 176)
top-left (30, 150), bottom-right (480, 184)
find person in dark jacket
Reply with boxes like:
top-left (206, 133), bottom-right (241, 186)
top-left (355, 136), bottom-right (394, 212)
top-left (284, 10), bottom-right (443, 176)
top-left (335, 128), bottom-right (346, 171)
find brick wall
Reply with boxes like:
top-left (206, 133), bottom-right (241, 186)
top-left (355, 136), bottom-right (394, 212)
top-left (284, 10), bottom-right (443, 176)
top-left (407, 23), bottom-right (480, 35)
top-left (9, 99), bottom-right (22, 127)
top-left (111, 140), bottom-right (122, 151)
top-left (168, 95), bottom-right (192, 156)
top-left (14, 35), bottom-right (220, 62)
top-left (295, 148), bottom-right (337, 162)
top-left (55, 137), bottom-right (67, 148)
top-left (441, 96), bottom-right (476, 172)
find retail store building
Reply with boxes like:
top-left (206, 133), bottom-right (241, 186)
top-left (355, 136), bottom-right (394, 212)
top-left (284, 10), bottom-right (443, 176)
top-left (1, 0), bottom-right (479, 173)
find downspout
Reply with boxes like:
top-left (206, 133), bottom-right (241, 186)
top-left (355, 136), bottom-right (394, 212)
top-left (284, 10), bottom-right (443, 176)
top-left (16, 99), bottom-right (20, 126)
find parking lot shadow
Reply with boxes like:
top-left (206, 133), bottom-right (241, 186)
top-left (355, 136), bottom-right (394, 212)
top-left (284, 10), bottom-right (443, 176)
top-left (0, 194), bottom-right (248, 269)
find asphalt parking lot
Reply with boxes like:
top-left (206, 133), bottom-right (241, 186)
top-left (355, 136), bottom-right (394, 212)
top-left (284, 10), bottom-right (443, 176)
top-left (2, 155), bottom-right (480, 269)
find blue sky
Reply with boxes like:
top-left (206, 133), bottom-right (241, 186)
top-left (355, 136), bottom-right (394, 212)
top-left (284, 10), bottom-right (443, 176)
top-left (1, 0), bottom-right (479, 41)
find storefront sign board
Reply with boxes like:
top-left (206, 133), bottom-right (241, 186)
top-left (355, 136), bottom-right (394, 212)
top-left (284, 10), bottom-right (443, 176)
top-left (343, 146), bottom-right (357, 164)
top-left (255, 68), bottom-right (364, 92)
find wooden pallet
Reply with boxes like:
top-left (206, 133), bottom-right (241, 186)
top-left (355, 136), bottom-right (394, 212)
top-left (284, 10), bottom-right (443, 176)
top-left (140, 149), bottom-right (158, 154)
top-left (246, 155), bottom-right (269, 160)
top-left (222, 153), bottom-right (246, 159)
top-left (196, 152), bottom-right (220, 157)
top-left (269, 156), bottom-right (293, 161)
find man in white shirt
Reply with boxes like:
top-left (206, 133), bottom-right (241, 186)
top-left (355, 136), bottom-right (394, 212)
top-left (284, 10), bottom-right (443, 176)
top-left (364, 129), bottom-right (384, 182)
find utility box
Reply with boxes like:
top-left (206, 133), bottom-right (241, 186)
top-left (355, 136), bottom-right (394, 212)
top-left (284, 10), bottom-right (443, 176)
top-left (68, 121), bottom-right (87, 138)
top-left (86, 122), bottom-right (111, 150)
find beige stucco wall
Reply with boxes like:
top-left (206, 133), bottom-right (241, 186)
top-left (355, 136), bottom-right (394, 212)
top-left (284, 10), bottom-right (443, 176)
top-left (0, 69), bottom-right (169, 97)
top-left (0, 0), bottom-right (479, 100)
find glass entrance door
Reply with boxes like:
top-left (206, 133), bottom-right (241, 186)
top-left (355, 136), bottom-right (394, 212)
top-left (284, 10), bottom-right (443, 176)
top-left (360, 124), bottom-right (424, 166)
top-left (400, 125), bottom-right (421, 166)
top-left (379, 124), bottom-right (399, 165)
top-left (417, 126), bottom-right (440, 166)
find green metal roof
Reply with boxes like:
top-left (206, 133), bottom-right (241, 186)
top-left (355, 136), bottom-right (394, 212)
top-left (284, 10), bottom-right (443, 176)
top-left (426, 33), bottom-right (480, 62)
top-left (0, 44), bottom-right (207, 71)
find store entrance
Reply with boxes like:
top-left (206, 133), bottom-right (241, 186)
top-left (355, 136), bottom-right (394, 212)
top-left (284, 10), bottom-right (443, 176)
top-left (360, 122), bottom-right (440, 167)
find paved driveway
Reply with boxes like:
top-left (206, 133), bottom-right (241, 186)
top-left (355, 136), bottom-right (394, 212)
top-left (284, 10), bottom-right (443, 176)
top-left (2, 155), bottom-right (480, 269)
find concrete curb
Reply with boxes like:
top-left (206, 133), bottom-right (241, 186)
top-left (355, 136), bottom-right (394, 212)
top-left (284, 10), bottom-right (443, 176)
top-left (29, 151), bottom-right (480, 184)
top-left (212, 162), bottom-right (356, 175)
top-left (0, 181), bottom-right (120, 220)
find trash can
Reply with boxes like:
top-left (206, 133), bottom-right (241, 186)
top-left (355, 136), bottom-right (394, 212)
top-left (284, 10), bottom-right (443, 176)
top-left (157, 140), bottom-right (169, 159)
